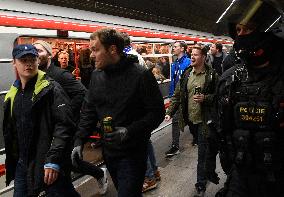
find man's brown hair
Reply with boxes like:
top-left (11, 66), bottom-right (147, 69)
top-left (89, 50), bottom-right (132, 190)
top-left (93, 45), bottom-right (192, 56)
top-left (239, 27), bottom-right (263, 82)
top-left (192, 44), bottom-right (207, 56)
top-left (90, 28), bottom-right (125, 55)
top-left (174, 41), bottom-right (187, 52)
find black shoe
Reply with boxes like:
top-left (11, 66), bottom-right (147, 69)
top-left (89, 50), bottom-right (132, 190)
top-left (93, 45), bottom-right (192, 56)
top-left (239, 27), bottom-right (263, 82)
top-left (194, 185), bottom-right (205, 197)
top-left (207, 172), bottom-right (220, 184)
top-left (165, 146), bottom-right (180, 157)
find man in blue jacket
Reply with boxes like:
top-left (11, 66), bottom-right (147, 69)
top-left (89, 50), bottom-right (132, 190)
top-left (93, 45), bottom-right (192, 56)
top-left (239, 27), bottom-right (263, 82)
top-left (165, 41), bottom-right (191, 157)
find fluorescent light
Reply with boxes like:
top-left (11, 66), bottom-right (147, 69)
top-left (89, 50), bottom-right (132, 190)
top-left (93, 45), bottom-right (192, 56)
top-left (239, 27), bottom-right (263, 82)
top-left (265, 15), bottom-right (281, 32)
top-left (216, 0), bottom-right (237, 23)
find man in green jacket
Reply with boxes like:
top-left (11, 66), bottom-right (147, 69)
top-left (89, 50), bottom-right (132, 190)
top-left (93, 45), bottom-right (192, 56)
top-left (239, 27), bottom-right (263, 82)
top-left (165, 44), bottom-right (218, 197)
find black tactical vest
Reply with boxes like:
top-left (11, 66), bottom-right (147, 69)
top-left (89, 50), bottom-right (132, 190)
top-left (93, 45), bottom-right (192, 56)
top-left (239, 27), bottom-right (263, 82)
top-left (219, 67), bottom-right (284, 181)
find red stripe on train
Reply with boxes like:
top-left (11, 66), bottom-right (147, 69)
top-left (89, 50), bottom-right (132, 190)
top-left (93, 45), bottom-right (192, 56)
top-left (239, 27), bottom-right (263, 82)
top-left (0, 164), bottom-right (5, 177)
top-left (0, 14), bottom-right (233, 44)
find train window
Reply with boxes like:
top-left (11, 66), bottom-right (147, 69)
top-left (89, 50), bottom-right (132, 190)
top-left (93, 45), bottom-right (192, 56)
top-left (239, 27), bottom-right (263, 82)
top-left (17, 36), bottom-right (90, 78)
top-left (154, 44), bottom-right (170, 54)
top-left (18, 37), bottom-right (33, 44)
top-left (134, 42), bottom-right (172, 80)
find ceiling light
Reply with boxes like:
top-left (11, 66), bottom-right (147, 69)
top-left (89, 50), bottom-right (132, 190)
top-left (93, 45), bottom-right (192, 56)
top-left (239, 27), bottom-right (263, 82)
top-left (216, 0), bottom-right (237, 23)
top-left (265, 15), bottom-right (281, 32)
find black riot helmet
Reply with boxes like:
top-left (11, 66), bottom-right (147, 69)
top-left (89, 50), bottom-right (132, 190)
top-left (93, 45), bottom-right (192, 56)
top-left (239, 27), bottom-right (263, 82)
top-left (216, 0), bottom-right (284, 68)
top-left (216, 0), bottom-right (283, 38)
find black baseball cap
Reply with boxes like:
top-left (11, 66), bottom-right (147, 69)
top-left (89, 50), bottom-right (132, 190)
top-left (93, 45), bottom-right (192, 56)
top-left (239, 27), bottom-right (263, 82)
top-left (12, 44), bottom-right (39, 59)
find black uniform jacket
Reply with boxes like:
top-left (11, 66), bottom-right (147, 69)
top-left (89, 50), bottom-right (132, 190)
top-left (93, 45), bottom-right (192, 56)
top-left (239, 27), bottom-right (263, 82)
top-left (47, 63), bottom-right (86, 117)
top-left (74, 55), bottom-right (165, 158)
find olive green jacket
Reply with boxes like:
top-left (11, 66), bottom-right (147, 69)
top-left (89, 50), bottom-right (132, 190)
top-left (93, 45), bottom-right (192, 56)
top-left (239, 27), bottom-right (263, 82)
top-left (166, 64), bottom-right (218, 135)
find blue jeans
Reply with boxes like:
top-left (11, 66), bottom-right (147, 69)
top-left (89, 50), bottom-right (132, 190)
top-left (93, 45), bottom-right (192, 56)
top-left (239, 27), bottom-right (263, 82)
top-left (145, 140), bottom-right (158, 179)
top-left (14, 159), bottom-right (80, 197)
top-left (105, 155), bottom-right (147, 197)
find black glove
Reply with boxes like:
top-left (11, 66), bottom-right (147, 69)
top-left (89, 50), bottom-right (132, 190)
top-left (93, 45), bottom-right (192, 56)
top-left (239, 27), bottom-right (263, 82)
top-left (206, 171), bottom-right (220, 184)
top-left (71, 145), bottom-right (83, 167)
top-left (104, 127), bottom-right (129, 145)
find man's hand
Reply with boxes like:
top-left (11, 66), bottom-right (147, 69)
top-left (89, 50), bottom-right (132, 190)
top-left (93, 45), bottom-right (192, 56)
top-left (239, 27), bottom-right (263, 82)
top-left (165, 115), bottom-right (172, 121)
top-left (193, 94), bottom-right (205, 103)
top-left (71, 145), bottom-right (83, 167)
top-left (104, 127), bottom-right (128, 145)
top-left (72, 68), bottom-right (80, 76)
top-left (44, 168), bottom-right (59, 185)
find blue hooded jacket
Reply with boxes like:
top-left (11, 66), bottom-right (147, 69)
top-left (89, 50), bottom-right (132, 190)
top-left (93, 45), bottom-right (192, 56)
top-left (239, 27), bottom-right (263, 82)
top-left (169, 54), bottom-right (191, 97)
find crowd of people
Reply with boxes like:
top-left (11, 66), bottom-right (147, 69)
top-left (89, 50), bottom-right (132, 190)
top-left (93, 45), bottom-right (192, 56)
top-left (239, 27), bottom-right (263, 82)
top-left (2, 0), bottom-right (284, 197)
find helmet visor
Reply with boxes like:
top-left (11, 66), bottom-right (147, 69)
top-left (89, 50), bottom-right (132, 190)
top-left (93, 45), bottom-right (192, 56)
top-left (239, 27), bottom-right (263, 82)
top-left (215, 0), bottom-right (282, 37)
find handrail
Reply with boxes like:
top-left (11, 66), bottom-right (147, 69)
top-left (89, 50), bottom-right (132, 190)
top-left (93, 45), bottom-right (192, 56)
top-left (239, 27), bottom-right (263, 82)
top-left (0, 122), bottom-right (172, 156)
top-left (0, 122), bottom-right (172, 195)
top-left (152, 122), bottom-right (172, 135)
top-left (0, 184), bottom-right (14, 195)
top-left (0, 161), bottom-right (106, 196)
top-left (0, 59), bottom-right (12, 63)
top-left (0, 91), bottom-right (8, 96)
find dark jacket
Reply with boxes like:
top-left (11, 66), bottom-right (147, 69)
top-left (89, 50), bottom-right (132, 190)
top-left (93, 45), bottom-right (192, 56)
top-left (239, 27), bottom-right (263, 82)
top-left (3, 71), bottom-right (75, 195)
top-left (222, 49), bottom-right (237, 73)
top-left (47, 63), bottom-right (86, 121)
top-left (166, 64), bottom-right (218, 134)
top-left (74, 55), bottom-right (165, 158)
top-left (207, 52), bottom-right (227, 76)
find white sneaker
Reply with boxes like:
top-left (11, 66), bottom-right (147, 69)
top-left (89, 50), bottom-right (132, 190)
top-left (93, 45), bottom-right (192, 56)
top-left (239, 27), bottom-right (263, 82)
top-left (97, 167), bottom-right (108, 195)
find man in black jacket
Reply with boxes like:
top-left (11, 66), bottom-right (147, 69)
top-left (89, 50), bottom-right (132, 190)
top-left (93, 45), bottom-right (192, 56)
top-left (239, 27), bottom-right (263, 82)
top-left (33, 40), bottom-right (109, 195)
top-left (3, 44), bottom-right (79, 196)
top-left (71, 28), bottom-right (165, 197)
top-left (33, 40), bottom-right (86, 122)
top-left (207, 43), bottom-right (227, 76)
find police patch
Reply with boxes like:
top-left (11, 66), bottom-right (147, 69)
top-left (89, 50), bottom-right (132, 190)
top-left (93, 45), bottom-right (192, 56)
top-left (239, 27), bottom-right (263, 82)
top-left (234, 102), bottom-right (271, 130)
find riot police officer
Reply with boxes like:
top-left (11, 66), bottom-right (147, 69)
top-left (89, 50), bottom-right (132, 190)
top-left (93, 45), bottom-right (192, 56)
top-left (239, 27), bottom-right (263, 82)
top-left (213, 0), bottom-right (284, 196)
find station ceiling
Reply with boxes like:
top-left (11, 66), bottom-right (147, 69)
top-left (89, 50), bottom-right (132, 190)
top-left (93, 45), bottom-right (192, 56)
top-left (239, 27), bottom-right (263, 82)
top-left (27, 0), bottom-right (284, 36)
